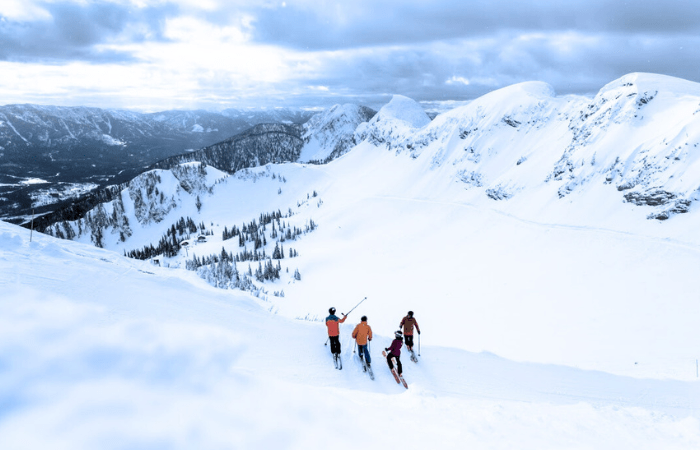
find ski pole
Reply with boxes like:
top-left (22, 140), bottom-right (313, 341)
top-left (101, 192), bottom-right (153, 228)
top-left (354, 341), bottom-right (357, 354)
top-left (343, 296), bottom-right (367, 317)
top-left (324, 337), bottom-right (329, 346)
top-left (418, 333), bottom-right (421, 356)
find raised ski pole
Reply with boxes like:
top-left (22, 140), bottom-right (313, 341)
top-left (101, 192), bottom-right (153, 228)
top-left (343, 296), bottom-right (367, 317)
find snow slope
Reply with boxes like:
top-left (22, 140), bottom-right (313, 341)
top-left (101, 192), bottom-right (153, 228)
top-left (40, 73), bottom-right (700, 384)
top-left (2, 221), bottom-right (700, 449)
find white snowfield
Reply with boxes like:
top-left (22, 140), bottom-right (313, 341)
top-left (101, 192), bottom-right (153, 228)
top-left (2, 222), bottom-right (699, 449)
top-left (6, 72), bottom-right (700, 448)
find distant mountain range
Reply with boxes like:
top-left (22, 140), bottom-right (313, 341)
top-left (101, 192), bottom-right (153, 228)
top-left (30, 104), bottom-right (375, 232)
top-left (0, 105), bottom-right (315, 222)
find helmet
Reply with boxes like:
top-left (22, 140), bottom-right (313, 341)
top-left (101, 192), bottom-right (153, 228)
top-left (361, 315), bottom-right (367, 322)
top-left (395, 330), bottom-right (403, 340)
top-left (329, 307), bottom-right (336, 314)
top-left (408, 311), bottom-right (414, 317)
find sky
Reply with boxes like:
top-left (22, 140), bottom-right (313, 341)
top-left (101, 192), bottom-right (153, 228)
top-left (1, 0), bottom-right (699, 112)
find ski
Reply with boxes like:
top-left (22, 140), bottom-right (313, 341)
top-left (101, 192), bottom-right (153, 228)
top-left (398, 373), bottom-right (408, 389)
top-left (333, 353), bottom-right (343, 370)
top-left (382, 350), bottom-right (401, 384)
top-left (359, 357), bottom-right (374, 380)
top-left (408, 348), bottom-right (418, 363)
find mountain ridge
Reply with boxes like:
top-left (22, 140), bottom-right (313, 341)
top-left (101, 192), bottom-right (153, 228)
top-left (0, 104), bottom-right (316, 222)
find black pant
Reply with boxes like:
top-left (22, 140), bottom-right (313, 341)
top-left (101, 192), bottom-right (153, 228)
top-left (330, 336), bottom-right (341, 354)
top-left (387, 352), bottom-right (402, 375)
top-left (405, 335), bottom-right (414, 349)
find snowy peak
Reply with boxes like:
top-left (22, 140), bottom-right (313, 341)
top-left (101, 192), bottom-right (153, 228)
top-left (299, 103), bottom-right (376, 162)
top-left (354, 95), bottom-right (431, 149)
top-left (374, 95), bottom-right (431, 129)
top-left (599, 72), bottom-right (700, 99)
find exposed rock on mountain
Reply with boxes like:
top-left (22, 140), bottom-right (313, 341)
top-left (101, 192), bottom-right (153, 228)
top-left (43, 162), bottom-right (227, 247)
top-left (300, 104), bottom-right (376, 163)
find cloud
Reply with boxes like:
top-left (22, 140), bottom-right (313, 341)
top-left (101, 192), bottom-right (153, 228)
top-left (446, 76), bottom-right (470, 86)
top-left (0, 1), bottom-right (699, 110)
top-left (0, 1), bottom-right (176, 63)
top-left (248, 0), bottom-right (700, 50)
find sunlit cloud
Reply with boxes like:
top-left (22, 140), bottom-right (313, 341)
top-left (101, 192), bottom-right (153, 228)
top-left (446, 76), bottom-right (470, 86)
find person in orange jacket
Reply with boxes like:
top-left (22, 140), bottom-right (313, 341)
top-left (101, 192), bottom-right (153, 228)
top-left (399, 310), bottom-right (420, 352)
top-left (326, 307), bottom-right (347, 355)
top-left (352, 315), bottom-right (373, 366)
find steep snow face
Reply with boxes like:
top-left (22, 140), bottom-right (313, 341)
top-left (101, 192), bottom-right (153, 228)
top-left (299, 104), bottom-right (376, 163)
top-left (549, 73), bottom-right (700, 220)
top-left (355, 95), bottom-right (431, 149)
top-left (353, 74), bottom-right (700, 221)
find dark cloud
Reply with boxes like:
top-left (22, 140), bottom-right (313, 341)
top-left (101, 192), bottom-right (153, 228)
top-left (250, 0), bottom-right (700, 50)
top-left (0, 1), bottom-right (176, 63)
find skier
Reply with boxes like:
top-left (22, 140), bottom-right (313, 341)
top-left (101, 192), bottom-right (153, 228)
top-left (399, 310), bottom-right (420, 352)
top-left (352, 315), bottom-right (373, 367)
top-left (385, 330), bottom-right (404, 377)
top-left (326, 307), bottom-right (347, 356)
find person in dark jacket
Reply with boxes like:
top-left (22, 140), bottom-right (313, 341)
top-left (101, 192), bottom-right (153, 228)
top-left (326, 307), bottom-right (347, 355)
top-left (399, 310), bottom-right (421, 352)
top-left (385, 330), bottom-right (404, 375)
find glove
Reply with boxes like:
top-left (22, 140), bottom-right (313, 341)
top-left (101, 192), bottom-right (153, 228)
top-left (418, 331), bottom-right (421, 335)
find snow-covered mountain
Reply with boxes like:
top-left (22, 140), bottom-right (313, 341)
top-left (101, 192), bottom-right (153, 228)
top-left (33, 104), bottom-right (377, 233)
top-left (0, 104), bottom-right (314, 223)
top-left (300, 104), bottom-right (376, 162)
top-left (360, 73), bottom-right (700, 221)
top-left (220, 107), bottom-right (316, 125)
top-left (149, 123), bottom-right (306, 173)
